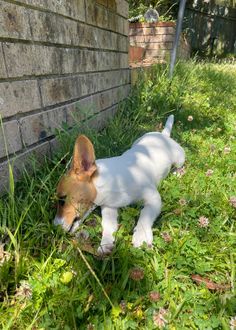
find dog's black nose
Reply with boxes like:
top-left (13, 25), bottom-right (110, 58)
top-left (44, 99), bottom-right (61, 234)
top-left (69, 217), bottom-right (82, 233)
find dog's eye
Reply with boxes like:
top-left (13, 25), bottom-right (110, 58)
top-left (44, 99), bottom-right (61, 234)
top-left (58, 196), bottom-right (66, 207)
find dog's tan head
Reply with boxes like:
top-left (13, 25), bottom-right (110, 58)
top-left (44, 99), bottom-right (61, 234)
top-left (54, 135), bottom-right (97, 231)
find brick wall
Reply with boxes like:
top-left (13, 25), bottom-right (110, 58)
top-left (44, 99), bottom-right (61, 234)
top-left (0, 0), bottom-right (130, 191)
top-left (129, 22), bottom-right (190, 65)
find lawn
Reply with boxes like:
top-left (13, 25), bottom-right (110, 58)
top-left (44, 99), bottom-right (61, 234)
top-left (0, 61), bottom-right (236, 330)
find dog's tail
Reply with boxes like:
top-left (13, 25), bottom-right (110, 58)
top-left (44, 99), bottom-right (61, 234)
top-left (162, 115), bottom-right (174, 136)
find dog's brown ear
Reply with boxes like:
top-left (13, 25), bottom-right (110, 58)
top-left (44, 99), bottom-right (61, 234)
top-left (71, 135), bottom-right (97, 177)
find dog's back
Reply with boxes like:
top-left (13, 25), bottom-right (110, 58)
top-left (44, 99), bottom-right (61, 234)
top-left (94, 116), bottom-right (185, 207)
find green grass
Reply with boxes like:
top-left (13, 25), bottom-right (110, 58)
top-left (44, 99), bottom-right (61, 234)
top-left (0, 61), bottom-right (236, 330)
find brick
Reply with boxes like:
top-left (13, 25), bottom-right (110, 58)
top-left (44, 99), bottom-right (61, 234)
top-left (0, 160), bottom-right (9, 192)
top-left (96, 0), bottom-right (107, 6)
top-left (16, 0), bottom-right (85, 22)
top-left (51, 89), bottom-right (128, 154)
top-left (28, 8), bottom-right (78, 45)
top-left (0, 1), bottom-right (31, 40)
top-left (0, 141), bottom-right (51, 193)
top-left (116, 15), bottom-right (125, 34)
top-left (114, 15), bottom-right (129, 36)
top-left (129, 35), bottom-right (145, 44)
top-left (130, 66), bottom-right (156, 85)
top-left (98, 89), bottom-right (114, 110)
top-left (0, 120), bottom-right (22, 158)
top-left (47, 106), bottom-right (68, 135)
top-left (85, 1), bottom-right (106, 28)
top-left (80, 50), bottom-right (122, 72)
top-left (133, 42), bottom-right (173, 50)
top-left (0, 4), bottom-right (117, 49)
top-left (66, 99), bottom-right (93, 127)
top-left (97, 52), bottom-right (120, 71)
top-left (0, 44), bottom-right (7, 78)
top-left (92, 51), bottom-right (107, 71)
top-left (3, 37), bottom-right (126, 78)
top-left (0, 80), bottom-right (41, 118)
top-left (107, 0), bottom-right (116, 11)
top-left (85, 87), bottom-right (116, 112)
top-left (123, 17), bottom-right (129, 35)
top-left (40, 76), bottom-right (81, 107)
top-left (20, 107), bottom-right (67, 146)
top-left (109, 33), bottom-right (127, 52)
top-left (20, 111), bottom-right (48, 146)
top-left (21, 8), bottom-right (111, 49)
top-left (145, 49), bottom-right (170, 59)
top-left (85, 0), bottom-right (97, 25)
top-left (2, 43), bottom-right (83, 77)
top-left (130, 34), bottom-right (174, 44)
top-left (77, 23), bottom-right (94, 47)
top-left (40, 69), bottom-right (130, 107)
top-left (66, 94), bottom-right (102, 127)
top-left (49, 137), bottom-right (62, 155)
top-left (94, 4), bottom-right (108, 29)
top-left (116, 0), bottom-right (129, 18)
top-left (88, 104), bottom-right (119, 130)
top-left (110, 84), bottom-right (130, 105)
top-left (129, 26), bottom-right (175, 36)
top-left (130, 35), bottom-right (160, 44)
top-left (120, 83), bottom-right (131, 99)
top-left (94, 28), bottom-right (112, 50)
top-left (20, 101), bottom-right (81, 147)
top-left (120, 53), bottom-right (129, 68)
top-left (3, 39), bottom-right (126, 77)
top-left (3, 42), bottom-right (60, 77)
top-left (130, 22), bottom-right (175, 28)
top-left (108, 11), bottom-right (118, 32)
top-left (161, 34), bottom-right (174, 42)
top-left (53, 104), bottom-right (118, 151)
top-left (50, 104), bottom-right (120, 155)
top-left (66, 84), bottom-right (130, 126)
top-left (75, 50), bottom-right (95, 73)
top-left (110, 32), bottom-right (118, 50)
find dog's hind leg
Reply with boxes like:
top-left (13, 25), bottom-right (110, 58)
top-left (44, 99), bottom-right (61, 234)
top-left (132, 189), bottom-right (162, 248)
top-left (97, 207), bottom-right (118, 256)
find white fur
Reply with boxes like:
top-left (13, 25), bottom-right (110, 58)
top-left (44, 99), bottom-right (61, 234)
top-left (94, 115), bottom-right (185, 254)
top-left (54, 216), bottom-right (71, 231)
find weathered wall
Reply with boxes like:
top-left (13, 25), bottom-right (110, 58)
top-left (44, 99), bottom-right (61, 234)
top-left (0, 0), bottom-right (130, 191)
top-left (129, 22), bottom-right (190, 65)
top-left (184, 0), bottom-right (236, 56)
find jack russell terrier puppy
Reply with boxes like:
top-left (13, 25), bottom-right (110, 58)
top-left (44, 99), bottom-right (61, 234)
top-left (54, 115), bottom-right (185, 255)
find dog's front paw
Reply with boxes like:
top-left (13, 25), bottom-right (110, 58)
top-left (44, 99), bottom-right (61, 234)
top-left (132, 226), bottom-right (153, 248)
top-left (97, 243), bottom-right (114, 257)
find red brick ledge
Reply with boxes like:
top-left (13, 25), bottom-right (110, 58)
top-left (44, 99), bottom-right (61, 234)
top-left (129, 22), bottom-right (176, 28)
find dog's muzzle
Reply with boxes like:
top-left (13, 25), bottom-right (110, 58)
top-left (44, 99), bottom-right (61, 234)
top-left (53, 216), bottom-right (72, 231)
top-left (54, 204), bottom-right (97, 233)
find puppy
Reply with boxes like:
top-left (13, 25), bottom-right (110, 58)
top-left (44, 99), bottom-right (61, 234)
top-left (54, 115), bottom-right (185, 254)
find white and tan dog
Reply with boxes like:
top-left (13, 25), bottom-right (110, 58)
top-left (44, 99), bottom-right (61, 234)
top-left (54, 115), bottom-right (185, 254)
